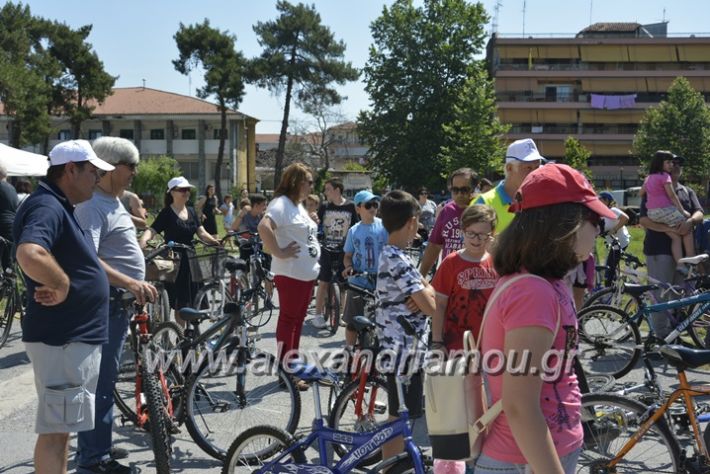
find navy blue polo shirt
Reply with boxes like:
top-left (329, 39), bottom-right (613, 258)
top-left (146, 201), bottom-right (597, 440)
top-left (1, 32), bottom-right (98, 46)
top-left (13, 181), bottom-right (109, 346)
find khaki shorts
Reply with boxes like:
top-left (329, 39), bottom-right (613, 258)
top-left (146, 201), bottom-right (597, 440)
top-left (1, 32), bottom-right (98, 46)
top-left (25, 342), bottom-right (102, 434)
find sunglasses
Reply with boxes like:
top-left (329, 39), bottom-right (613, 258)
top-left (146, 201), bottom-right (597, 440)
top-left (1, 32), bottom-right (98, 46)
top-left (172, 187), bottom-right (191, 194)
top-left (463, 230), bottom-right (492, 241)
top-left (419, 192), bottom-right (428, 196)
top-left (450, 186), bottom-right (472, 194)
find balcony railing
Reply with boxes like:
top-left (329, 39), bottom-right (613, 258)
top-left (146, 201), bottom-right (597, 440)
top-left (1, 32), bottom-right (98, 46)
top-left (496, 62), bottom-right (710, 72)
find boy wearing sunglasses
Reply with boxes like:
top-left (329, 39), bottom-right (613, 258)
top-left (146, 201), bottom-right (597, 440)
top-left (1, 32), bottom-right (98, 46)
top-left (341, 190), bottom-right (388, 347)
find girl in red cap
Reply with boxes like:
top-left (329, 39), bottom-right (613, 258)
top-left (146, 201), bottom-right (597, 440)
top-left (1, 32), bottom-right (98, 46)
top-left (473, 164), bottom-right (616, 474)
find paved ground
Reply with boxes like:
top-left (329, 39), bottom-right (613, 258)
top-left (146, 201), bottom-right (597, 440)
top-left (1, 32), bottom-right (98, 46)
top-left (2, 296), bottom-right (710, 473)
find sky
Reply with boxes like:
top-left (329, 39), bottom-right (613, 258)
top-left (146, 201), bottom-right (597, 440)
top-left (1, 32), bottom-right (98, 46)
top-left (18, 0), bottom-right (710, 134)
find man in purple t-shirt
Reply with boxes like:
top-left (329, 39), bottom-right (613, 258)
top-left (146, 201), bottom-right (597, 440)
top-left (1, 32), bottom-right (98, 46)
top-left (419, 168), bottom-right (479, 277)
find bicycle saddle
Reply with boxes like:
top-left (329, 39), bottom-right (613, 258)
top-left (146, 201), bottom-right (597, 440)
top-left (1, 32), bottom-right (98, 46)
top-left (660, 345), bottom-right (710, 370)
top-left (623, 283), bottom-right (658, 297)
top-left (178, 307), bottom-right (213, 323)
top-left (352, 315), bottom-right (376, 333)
top-left (288, 361), bottom-right (339, 386)
top-left (678, 254), bottom-right (710, 266)
top-left (223, 257), bottom-right (248, 273)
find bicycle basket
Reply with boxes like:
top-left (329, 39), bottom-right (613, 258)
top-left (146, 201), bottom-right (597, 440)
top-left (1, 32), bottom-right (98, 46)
top-left (188, 247), bottom-right (228, 283)
top-left (144, 250), bottom-right (180, 283)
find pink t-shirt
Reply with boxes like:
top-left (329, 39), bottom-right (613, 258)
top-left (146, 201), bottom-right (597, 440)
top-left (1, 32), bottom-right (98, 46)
top-left (480, 273), bottom-right (583, 464)
top-left (429, 201), bottom-right (465, 259)
top-left (644, 172), bottom-right (673, 209)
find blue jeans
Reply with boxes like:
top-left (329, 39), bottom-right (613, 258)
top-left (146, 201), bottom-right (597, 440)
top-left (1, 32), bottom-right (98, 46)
top-left (473, 448), bottom-right (581, 474)
top-left (76, 296), bottom-right (130, 467)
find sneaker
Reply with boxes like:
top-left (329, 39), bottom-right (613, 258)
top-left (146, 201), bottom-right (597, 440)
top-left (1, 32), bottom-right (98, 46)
top-left (78, 459), bottom-right (132, 474)
top-left (109, 447), bottom-right (128, 460)
top-left (312, 314), bottom-right (327, 329)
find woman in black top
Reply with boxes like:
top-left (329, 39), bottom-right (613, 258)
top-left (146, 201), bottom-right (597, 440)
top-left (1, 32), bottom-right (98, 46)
top-left (197, 184), bottom-right (219, 237)
top-left (139, 177), bottom-right (221, 322)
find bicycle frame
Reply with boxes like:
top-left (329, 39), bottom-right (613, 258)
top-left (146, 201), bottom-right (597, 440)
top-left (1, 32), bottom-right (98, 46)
top-left (254, 375), bottom-right (424, 473)
top-left (606, 370), bottom-right (710, 468)
top-left (632, 291), bottom-right (710, 344)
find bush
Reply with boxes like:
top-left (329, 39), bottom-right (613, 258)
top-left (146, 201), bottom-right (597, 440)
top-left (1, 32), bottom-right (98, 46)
top-left (132, 155), bottom-right (181, 211)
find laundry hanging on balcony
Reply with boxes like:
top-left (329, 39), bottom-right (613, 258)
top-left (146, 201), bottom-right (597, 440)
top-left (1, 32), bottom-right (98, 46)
top-left (590, 94), bottom-right (637, 110)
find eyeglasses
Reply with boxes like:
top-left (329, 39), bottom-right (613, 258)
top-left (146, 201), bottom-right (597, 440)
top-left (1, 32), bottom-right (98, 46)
top-left (172, 187), bottom-right (191, 194)
top-left (463, 230), bottom-right (492, 241)
top-left (419, 192), bottom-right (427, 196)
top-left (117, 162), bottom-right (138, 171)
top-left (450, 186), bottom-right (472, 195)
top-left (362, 201), bottom-right (379, 210)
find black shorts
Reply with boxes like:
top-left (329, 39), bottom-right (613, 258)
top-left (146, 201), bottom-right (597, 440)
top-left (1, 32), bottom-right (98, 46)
top-left (318, 249), bottom-right (344, 282)
top-left (386, 372), bottom-right (423, 418)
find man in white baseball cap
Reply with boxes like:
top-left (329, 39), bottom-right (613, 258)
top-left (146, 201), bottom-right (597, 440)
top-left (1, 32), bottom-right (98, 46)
top-left (12, 140), bottom-right (114, 473)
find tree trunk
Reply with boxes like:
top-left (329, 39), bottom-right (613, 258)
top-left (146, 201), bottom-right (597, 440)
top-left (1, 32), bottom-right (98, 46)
top-left (274, 47), bottom-right (298, 188)
top-left (215, 103), bottom-right (227, 201)
top-left (9, 119), bottom-right (21, 149)
top-left (71, 92), bottom-right (83, 139)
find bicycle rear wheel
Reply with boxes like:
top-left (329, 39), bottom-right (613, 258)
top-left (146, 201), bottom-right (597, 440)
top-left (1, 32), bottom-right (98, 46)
top-left (184, 349), bottom-right (301, 460)
top-left (141, 363), bottom-right (172, 474)
top-left (325, 284), bottom-right (341, 335)
top-left (686, 301), bottom-right (710, 349)
top-left (577, 305), bottom-right (641, 379)
top-left (222, 425), bottom-right (306, 474)
top-left (0, 286), bottom-right (15, 349)
top-left (579, 392), bottom-right (680, 473)
top-left (146, 286), bottom-right (171, 324)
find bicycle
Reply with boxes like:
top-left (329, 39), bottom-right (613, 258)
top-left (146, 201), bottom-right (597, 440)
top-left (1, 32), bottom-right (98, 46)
top-left (578, 343), bottom-right (710, 472)
top-left (321, 244), bottom-right (346, 335)
top-left (222, 316), bottom-right (432, 473)
top-left (577, 260), bottom-right (710, 379)
top-left (0, 236), bottom-right (25, 349)
top-left (234, 231), bottom-right (275, 327)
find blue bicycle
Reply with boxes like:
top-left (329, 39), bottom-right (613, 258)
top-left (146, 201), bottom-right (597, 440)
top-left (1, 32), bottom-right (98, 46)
top-left (221, 317), bottom-right (432, 473)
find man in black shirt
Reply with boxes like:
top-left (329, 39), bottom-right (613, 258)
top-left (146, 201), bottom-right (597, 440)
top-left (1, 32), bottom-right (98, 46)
top-left (639, 155), bottom-right (704, 338)
top-left (0, 162), bottom-right (18, 270)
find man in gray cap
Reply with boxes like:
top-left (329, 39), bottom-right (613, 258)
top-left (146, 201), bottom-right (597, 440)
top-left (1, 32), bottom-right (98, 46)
top-left (13, 140), bottom-right (114, 473)
top-left (74, 137), bottom-right (158, 473)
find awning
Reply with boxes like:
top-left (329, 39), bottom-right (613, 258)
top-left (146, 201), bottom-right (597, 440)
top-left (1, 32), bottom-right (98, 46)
top-left (0, 143), bottom-right (49, 176)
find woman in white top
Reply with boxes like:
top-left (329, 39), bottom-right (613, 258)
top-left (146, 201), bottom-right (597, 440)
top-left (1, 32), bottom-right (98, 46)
top-left (258, 163), bottom-right (320, 387)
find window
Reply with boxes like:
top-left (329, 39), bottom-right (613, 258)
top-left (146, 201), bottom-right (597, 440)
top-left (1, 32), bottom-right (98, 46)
top-left (180, 161), bottom-right (199, 181)
top-left (119, 129), bottom-right (134, 139)
top-left (181, 129), bottom-right (196, 140)
top-left (88, 129), bottom-right (103, 140)
top-left (213, 128), bottom-right (227, 140)
top-left (57, 130), bottom-right (71, 140)
top-left (150, 129), bottom-right (165, 140)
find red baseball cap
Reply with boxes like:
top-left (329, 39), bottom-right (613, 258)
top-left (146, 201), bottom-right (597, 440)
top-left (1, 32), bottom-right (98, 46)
top-left (508, 164), bottom-right (616, 219)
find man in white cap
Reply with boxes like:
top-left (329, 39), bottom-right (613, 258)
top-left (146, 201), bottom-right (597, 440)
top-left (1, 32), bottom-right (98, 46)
top-left (73, 137), bottom-right (158, 473)
top-left (12, 140), bottom-right (114, 473)
top-left (473, 138), bottom-right (543, 233)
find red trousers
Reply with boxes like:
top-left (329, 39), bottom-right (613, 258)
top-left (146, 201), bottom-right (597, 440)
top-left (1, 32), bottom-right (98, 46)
top-left (273, 275), bottom-right (315, 363)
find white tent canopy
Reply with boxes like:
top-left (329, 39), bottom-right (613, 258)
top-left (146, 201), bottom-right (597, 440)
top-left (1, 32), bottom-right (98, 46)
top-left (0, 143), bottom-right (48, 177)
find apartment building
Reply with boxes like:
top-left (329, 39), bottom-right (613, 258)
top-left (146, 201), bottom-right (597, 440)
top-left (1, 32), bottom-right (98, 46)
top-left (0, 87), bottom-right (259, 193)
top-left (487, 22), bottom-right (710, 187)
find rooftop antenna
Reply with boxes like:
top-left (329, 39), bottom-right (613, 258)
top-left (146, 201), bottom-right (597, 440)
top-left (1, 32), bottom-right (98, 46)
top-left (188, 74), bottom-right (192, 96)
top-left (522, 0), bottom-right (526, 36)
top-left (662, 7), bottom-right (666, 22)
top-left (492, 0), bottom-right (503, 35)
top-left (589, 0), bottom-right (593, 25)
top-left (141, 78), bottom-right (146, 89)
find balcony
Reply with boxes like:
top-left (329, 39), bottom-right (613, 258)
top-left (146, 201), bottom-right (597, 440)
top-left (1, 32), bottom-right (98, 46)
top-left (140, 140), bottom-right (167, 155)
top-left (173, 140), bottom-right (198, 155)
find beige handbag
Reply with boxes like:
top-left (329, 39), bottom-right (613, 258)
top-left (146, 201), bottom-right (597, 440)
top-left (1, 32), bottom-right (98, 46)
top-left (425, 274), bottom-right (561, 461)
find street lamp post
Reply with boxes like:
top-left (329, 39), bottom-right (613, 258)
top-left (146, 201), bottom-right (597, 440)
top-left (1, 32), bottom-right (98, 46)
top-left (620, 167), bottom-right (624, 189)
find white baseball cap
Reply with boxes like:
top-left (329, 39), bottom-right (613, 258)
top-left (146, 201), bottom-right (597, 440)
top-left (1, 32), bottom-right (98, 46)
top-left (166, 176), bottom-right (196, 193)
top-left (49, 140), bottom-right (115, 171)
top-left (505, 138), bottom-right (545, 163)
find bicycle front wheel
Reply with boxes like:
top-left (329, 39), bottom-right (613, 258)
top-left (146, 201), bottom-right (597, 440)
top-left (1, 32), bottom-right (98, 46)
top-left (686, 301), bottom-right (710, 349)
top-left (222, 425), bottom-right (306, 474)
top-left (326, 284), bottom-right (341, 335)
top-left (141, 364), bottom-right (173, 474)
top-left (577, 305), bottom-right (641, 379)
top-left (578, 392), bottom-right (680, 473)
top-left (184, 350), bottom-right (301, 460)
top-left (0, 286), bottom-right (15, 349)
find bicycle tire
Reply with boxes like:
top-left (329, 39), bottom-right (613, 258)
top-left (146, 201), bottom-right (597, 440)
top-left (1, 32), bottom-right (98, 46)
top-left (194, 281), bottom-right (233, 320)
top-left (686, 301), bottom-right (710, 349)
top-left (114, 323), bottom-right (184, 427)
top-left (579, 392), bottom-right (680, 473)
top-left (586, 374), bottom-right (617, 393)
top-left (141, 363), bottom-right (172, 474)
top-left (577, 304), bottom-right (641, 379)
top-left (326, 283), bottom-right (341, 335)
top-left (329, 375), bottom-right (389, 465)
top-left (385, 450), bottom-right (434, 473)
top-left (582, 286), bottom-right (643, 317)
top-left (222, 425), bottom-right (306, 474)
top-left (184, 349), bottom-right (301, 460)
top-left (146, 287), bottom-right (171, 324)
top-left (0, 285), bottom-right (14, 349)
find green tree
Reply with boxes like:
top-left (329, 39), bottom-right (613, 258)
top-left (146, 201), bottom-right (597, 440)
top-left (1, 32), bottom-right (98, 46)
top-left (563, 136), bottom-right (592, 179)
top-left (131, 155), bottom-right (181, 210)
top-left (358, 0), bottom-right (489, 191)
top-left (46, 22), bottom-right (115, 139)
top-left (440, 65), bottom-right (508, 178)
top-left (251, 1), bottom-right (359, 185)
top-left (633, 76), bottom-right (710, 188)
top-left (173, 19), bottom-right (246, 199)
